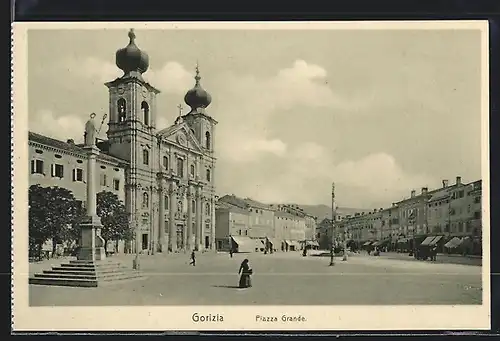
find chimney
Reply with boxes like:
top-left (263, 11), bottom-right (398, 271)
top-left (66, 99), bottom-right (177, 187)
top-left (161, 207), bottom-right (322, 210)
top-left (442, 179), bottom-right (449, 188)
top-left (421, 187), bottom-right (428, 195)
top-left (411, 190), bottom-right (416, 198)
top-left (456, 176), bottom-right (462, 185)
top-left (66, 139), bottom-right (74, 144)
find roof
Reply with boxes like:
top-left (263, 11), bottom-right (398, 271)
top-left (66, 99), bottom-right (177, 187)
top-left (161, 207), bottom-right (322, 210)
top-left (29, 131), bottom-right (129, 165)
top-left (275, 211), bottom-right (303, 220)
top-left (243, 198), bottom-right (273, 210)
top-left (216, 201), bottom-right (249, 215)
top-left (218, 195), bottom-right (249, 210)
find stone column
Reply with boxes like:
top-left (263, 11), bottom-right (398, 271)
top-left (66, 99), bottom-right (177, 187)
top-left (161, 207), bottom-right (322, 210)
top-left (78, 145), bottom-right (106, 261)
top-left (195, 187), bottom-right (202, 251)
top-left (158, 181), bottom-right (165, 252)
top-left (186, 187), bottom-right (193, 251)
top-left (211, 196), bottom-right (216, 251)
top-left (169, 182), bottom-right (177, 252)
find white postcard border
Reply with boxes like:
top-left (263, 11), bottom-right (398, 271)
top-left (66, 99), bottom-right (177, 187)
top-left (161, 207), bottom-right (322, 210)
top-left (11, 20), bottom-right (491, 331)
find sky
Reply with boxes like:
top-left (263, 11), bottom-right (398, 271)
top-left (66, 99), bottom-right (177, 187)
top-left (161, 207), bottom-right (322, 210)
top-left (27, 27), bottom-right (483, 208)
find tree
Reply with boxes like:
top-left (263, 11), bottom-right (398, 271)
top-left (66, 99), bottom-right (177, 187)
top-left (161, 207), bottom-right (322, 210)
top-left (96, 191), bottom-right (132, 253)
top-left (29, 185), bottom-right (78, 259)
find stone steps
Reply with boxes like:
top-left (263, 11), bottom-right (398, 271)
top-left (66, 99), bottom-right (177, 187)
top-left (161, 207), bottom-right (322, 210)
top-left (29, 259), bottom-right (145, 288)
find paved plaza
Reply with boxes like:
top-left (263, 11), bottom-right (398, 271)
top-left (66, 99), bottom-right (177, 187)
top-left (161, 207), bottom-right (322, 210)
top-left (29, 251), bottom-right (482, 306)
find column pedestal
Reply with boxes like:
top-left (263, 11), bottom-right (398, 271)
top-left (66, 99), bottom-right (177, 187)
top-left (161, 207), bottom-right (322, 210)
top-left (77, 215), bottom-right (106, 261)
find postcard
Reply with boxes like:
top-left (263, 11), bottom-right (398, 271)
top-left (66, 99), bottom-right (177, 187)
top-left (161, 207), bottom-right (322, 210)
top-left (12, 20), bottom-right (490, 331)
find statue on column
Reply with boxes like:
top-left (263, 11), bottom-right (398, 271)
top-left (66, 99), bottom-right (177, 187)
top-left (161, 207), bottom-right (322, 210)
top-left (84, 113), bottom-right (98, 147)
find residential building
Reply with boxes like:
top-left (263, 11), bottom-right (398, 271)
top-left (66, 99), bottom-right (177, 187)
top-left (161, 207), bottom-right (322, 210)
top-left (214, 201), bottom-right (252, 252)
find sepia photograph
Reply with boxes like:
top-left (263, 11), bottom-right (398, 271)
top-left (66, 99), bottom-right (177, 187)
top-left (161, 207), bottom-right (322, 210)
top-left (12, 21), bottom-right (490, 330)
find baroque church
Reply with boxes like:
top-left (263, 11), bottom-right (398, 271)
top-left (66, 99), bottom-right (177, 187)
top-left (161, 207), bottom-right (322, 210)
top-left (28, 29), bottom-right (218, 254)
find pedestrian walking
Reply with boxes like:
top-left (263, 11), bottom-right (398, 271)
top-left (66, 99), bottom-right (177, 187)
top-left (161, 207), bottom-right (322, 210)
top-left (329, 248), bottom-right (335, 266)
top-left (229, 248), bottom-right (233, 258)
top-left (189, 251), bottom-right (196, 266)
top-left (238, 259), bottom-right (253, 288)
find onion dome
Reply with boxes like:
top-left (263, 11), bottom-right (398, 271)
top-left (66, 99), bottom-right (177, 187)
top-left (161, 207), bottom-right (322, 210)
top-left (184, 64), bottom-right (212, 111)
top-left (116, 29), bottom-right (149, 78)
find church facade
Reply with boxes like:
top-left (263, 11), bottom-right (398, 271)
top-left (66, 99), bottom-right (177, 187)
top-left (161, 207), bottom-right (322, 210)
top-left (28, 29), bottom-right (218, 254)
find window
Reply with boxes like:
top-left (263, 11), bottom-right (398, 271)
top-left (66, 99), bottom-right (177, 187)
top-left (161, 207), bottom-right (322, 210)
top-left (190, 164), bottom-right (195, 177)
top-left (51, 164), bottom-right (64, 178)
top-left (73, 168), bottom-right (84, 182)
top-left (163, 156), bottom-right (169, 169)
top-left (176, 158), bottom-right (184, 177)
top-left (238, 229), bottom-right (242, 235)
top-left (192, 200), bottom-right (196, 214)
top-left (164, 195), bottom-right (169, 208)
top-left (244, 230), bottom-right (248, 236)
top-left (143, 149), bottom-right (149, 165)
top-left (30, 159), bottom-right (44, 175)
top-left (141, 101), bottom-right (149, 125)
top-left (117, 98), bottom-right (126, 122)
top-left (474, 211), bottom-right (481, 219)
top-left (142, 192), bottom-right (149, 209)
top-left (205, 131), bottom-right (211, 149)
top-left (100, 173), bottom-right (107, 186)
top-left (206, 169), bottom-right (211, 182)
top-left (474, 196), bottom-right (481, 204)
top-left (113, 179), bottom-right (120, 191)
top-left (205, 203), bottom-right (210, 215)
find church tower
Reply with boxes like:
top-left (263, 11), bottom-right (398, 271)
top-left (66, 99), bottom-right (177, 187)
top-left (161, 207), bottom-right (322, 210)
top-left (182, 64), bottom-right (218, 250)
top-left (104, 29), bottom-right (160, 253)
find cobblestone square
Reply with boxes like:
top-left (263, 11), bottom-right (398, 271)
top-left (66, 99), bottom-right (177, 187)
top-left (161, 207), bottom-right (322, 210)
top-left (29, 252), bottom-right (482, 306)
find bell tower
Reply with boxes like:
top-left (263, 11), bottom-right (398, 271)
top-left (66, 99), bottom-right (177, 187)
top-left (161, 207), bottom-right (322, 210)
top-left (182, 64), bottom-right (218, 250)
top-left (105, 29), bottom-right (160, 162)
top-left (104, 29), bottom-right (161, 254)
top-left (182, 64), bottom-right (217, 153)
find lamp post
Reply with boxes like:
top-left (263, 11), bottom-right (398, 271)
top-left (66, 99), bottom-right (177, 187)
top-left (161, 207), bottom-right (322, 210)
top-left (330, 182), bottom-right (336, 266)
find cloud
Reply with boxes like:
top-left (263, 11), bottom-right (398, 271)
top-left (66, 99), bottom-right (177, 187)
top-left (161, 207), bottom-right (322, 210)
top-left (29, 109), bottom-right (87, 143)
top-left (217, 140), bottom-right (434, 208)
top-left (145, 61), bottom-right (193, 95)
top-left (31, 57), bottom-right (436, 208)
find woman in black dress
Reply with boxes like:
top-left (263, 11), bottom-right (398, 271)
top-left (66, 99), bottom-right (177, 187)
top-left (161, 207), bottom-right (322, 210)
top-left (238, 259), bottom-right (253, 288)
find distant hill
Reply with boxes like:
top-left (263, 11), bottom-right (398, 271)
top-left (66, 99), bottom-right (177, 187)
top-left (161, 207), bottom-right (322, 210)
top-left (280, 204), bottom-right (372, 221)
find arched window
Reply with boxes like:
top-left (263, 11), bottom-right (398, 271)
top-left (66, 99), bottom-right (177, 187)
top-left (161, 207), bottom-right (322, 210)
top-left (143, 149), bottom-right (149, 165)
top-left (117, 98), bottom-right (126, 122)
top-left (142, 192), bottom-right (149, 208)
top-left (163, 156), bottom-right (169, 169)
top-left (205, 131), bottom-right (211, 149)
top-left (206, 169), bottom-right (211, 182)
top-left (177, 158), bottom-right (184, 177)
top-left (192, 200), bottom-right (196, 214)
top-left (190, 164), bottom-right (195, 177)
top-left (205, 203), bottom-right (210, 215)
top-left (164, 195), bottom-right (169, 209)
top-left (141, 101), bottom-right (149, 125)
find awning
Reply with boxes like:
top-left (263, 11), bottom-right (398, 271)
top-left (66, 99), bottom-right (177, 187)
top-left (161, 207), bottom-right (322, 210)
top-left (363, 241), bottom-right (372, 246)
top-left (429, 235), bottom-right (443, 246)
top-left (266, 237), bottom-right (280, 247)
top-left (420, 236), bottom-right (435, 246)
top-left (457, 236), bottom-right (473, 248)
top-left (230, 236), bottom-right (255, 253)
top-left (306, 240), bottom-right (320, 247)
top-left (397, 238), bottom-right (409, 244)
top-left (255, 238), bottom-right (266, 249)
top-left (378, 239), bottom-right (391, 247)
top-left (372, 240), bottom-right (381, 247)
top-left (444, 237), bottom-right (461, 249)
top-left (286, 240), bottom-right (301, 249)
